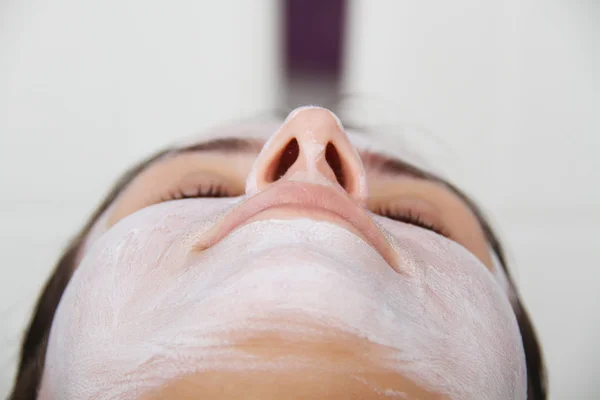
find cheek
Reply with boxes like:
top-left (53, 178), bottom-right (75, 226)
top-left (79, 197), bottom-right (245, 265)
top-left (373, 211), bottom-right (494, 271)
top-left (376, 221), bottom-right (526, 397)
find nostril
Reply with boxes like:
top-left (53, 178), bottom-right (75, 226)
top-left (325, 142), bottom-right (345, 189)
top-left (269, 138), bottom-right (299, 182)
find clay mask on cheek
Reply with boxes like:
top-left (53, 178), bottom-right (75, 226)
top-left (41, 201), bottom-right (527, 400)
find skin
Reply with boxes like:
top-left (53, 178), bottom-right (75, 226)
top-left (40, 107), bottom-right (525, 399)
top-left (141, 317), bottom-right (445, 400)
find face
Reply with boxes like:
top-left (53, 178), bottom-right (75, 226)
top-left (40, 107), bottom-right (526, 399)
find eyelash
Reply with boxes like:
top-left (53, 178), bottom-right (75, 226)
top-left (161, 183), bottom-right (230, 201)
top-left (375, 207), bottom-right (449, 238)
top-left (161, 184), bottom-right (448, 238)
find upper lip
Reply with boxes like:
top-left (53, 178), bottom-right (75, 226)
top-left (194, 182), bottom-right (397, 268)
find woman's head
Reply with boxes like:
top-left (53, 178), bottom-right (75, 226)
top-left (11, 107), bottom-right (546, 399)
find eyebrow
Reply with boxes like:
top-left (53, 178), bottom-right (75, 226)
top-left (176, 137), bottom-right (265, 154)
top-left (360, 152), bottom-right (436, 182)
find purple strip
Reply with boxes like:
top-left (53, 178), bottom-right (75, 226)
top-left (284, 0), bottom-right (347, 77)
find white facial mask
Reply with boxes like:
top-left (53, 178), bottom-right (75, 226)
top-left (41, 198), bottom-right (527, 399)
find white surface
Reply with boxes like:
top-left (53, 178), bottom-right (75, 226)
top-left (1, 0), bottom-right (599, 398)
top-left (343, 1), bottom-right (600, 399)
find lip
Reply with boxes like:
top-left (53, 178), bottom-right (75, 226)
top-left (194, 182), bottom-right (398, 268)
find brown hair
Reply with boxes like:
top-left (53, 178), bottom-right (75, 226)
top-left (8, 148), bottom-right (547, 400)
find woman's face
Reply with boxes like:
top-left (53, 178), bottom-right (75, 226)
top-left (41, 107), bottom-right (526, 399)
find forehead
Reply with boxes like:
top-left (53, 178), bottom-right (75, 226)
top-left (174, 121), bottom-right (441, 176)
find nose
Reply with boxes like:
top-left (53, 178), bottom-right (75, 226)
top-left (246, 106), bottom-right (368, 205)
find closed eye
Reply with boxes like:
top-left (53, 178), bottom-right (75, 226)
top-left (372, 205), bottom-right (450, 238)
top-left (160, 183), bottom-right (232, 201)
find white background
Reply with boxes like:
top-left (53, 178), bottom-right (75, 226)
top-left (1, 1), bottom-right (598, 398)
